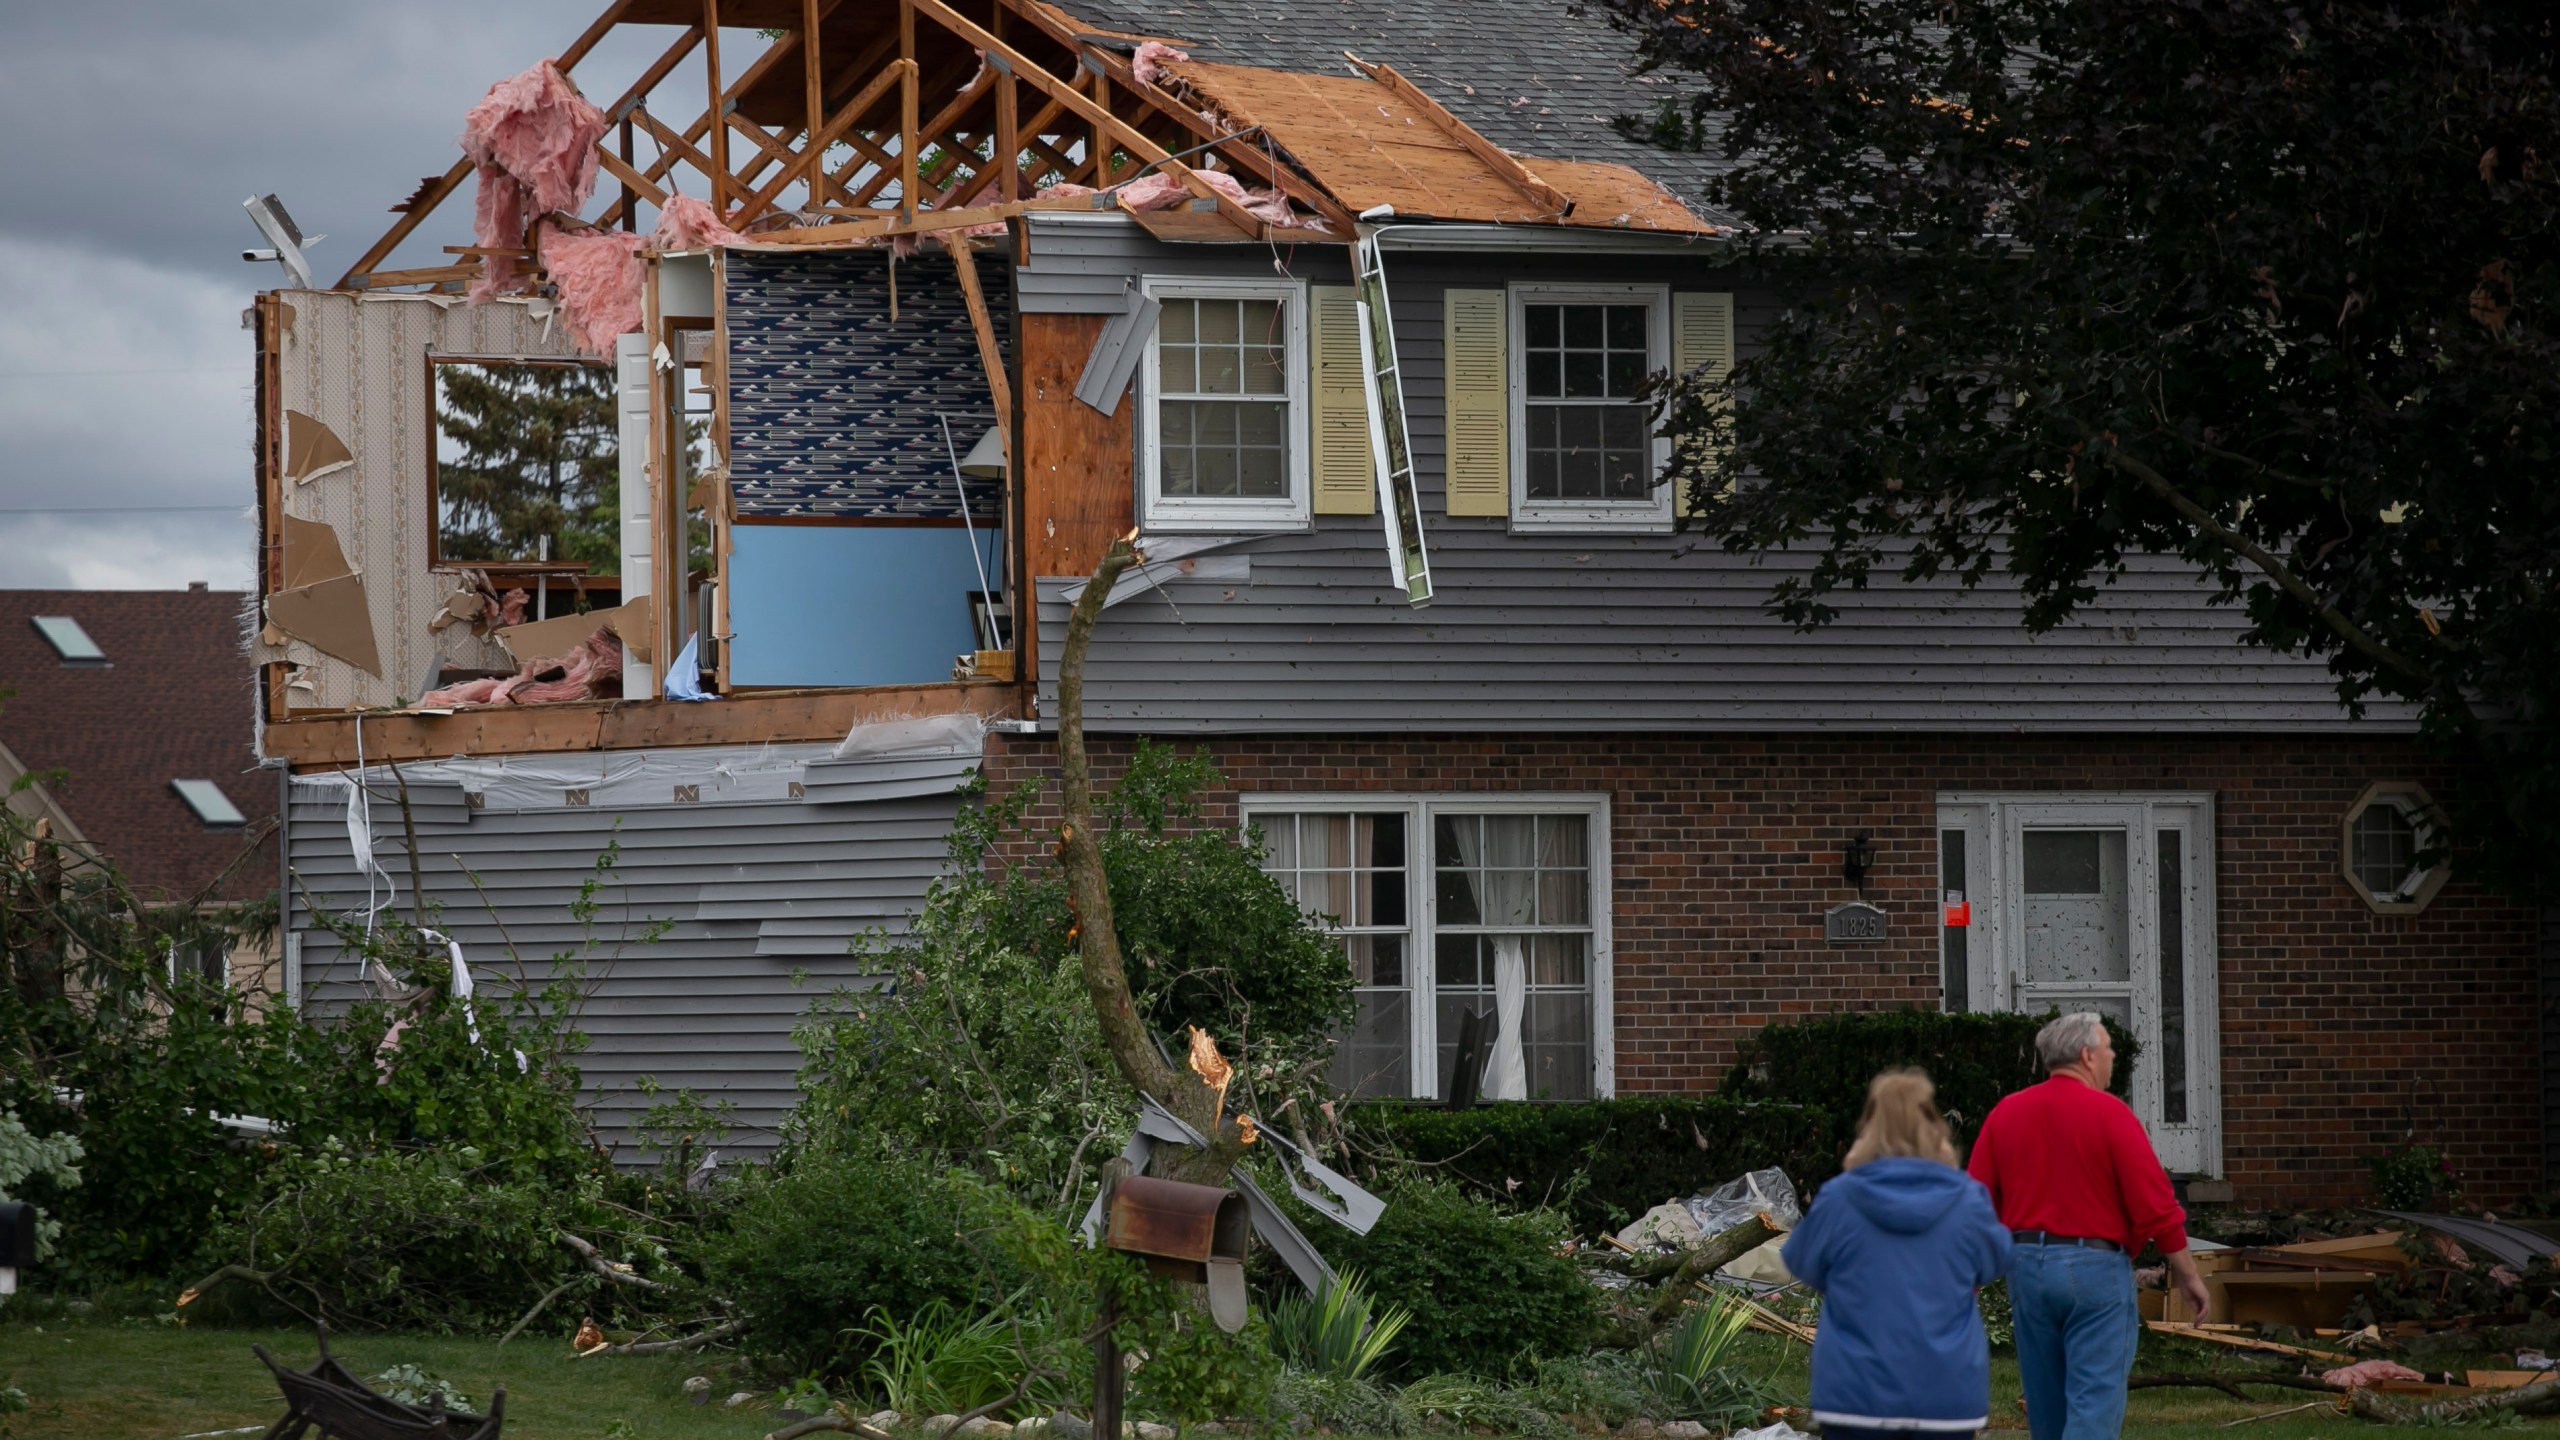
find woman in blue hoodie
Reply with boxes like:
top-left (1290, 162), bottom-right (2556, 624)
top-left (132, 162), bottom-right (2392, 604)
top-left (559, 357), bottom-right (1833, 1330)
top-left (1782, 1070), bottom-right (2013, 1439)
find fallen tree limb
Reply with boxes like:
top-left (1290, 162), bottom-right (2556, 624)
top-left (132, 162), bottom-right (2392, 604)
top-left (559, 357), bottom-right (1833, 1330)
top-left (768, 1419), bottom-right (895, 1440)
top-left (498, 1277), bottom-right (583, 1346)
top-left (2131, 1374), bottom-right (2345, 1401)
top-left (2222, 1399), bottom-right (2335, 1427)
top-left (2347, 1373), bottom-right (2560, 1425)
top-left (175, 1264), bottom-right (270, 1309)
top-left (1644, 1215), bottom-right (1781, 1328)
top-left (572, 1318), bottom-right (747, 1357)
top-left (557, 1231), bottom-right (669, 1292)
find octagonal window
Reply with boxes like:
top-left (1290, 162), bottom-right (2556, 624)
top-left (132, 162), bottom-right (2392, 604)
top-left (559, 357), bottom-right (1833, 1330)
top-left (2341, 782), bottom-right (2446, 915)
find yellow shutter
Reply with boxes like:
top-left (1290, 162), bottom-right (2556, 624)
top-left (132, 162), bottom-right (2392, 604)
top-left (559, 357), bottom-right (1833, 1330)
top-left (1309, 285), bottom-right (1375, 515)
top-left (1671, 291), bottom-right (1736, 516)
top-left (1443, 288), bottom-right (1508, 516)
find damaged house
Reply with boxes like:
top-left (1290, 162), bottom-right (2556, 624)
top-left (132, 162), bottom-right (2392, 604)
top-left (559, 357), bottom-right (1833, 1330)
top-left (254, 0), bottom-right (2546, 1201)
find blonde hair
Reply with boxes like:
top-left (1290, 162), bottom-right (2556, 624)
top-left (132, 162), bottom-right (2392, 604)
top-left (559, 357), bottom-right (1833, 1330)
top-left (1842, 1067), bottom-right (1960, 1170)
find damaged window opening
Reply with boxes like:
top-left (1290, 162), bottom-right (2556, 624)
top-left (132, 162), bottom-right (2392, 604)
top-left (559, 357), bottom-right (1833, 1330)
top-left (430, 358), bottom-right (620, 575)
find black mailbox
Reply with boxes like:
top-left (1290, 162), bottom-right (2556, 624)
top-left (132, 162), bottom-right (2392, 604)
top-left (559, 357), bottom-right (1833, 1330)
top-left (1103, 1175), bottom-right (1251, 1332)
top-left (0, 1201), bottom-right (34, 1292)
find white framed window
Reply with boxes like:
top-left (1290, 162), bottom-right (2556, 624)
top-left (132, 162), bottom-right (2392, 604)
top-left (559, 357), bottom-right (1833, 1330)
top-left (2340, 781), bottom-right (2447, 915)
top-left (1508, 283), bottom-right (1672, 531)
top-left (1246, 793), bottom-right (1614, 1102)
top-left (1939, 792), bottom-right (2221, 1176)
top-left (1139, 276), bottom-right (1310, 532)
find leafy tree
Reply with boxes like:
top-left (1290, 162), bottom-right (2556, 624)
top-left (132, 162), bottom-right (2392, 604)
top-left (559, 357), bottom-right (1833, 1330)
top-left (1608, 0), bottom-right (2560, 894)
top-left (434, 361), bottom-right (620, 573)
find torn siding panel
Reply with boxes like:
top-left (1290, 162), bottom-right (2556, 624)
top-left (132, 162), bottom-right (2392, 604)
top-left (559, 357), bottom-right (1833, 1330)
top-left (284, 747), bottom-right (960, 1157)
top-left (255, 292), bottom-right (587, 716)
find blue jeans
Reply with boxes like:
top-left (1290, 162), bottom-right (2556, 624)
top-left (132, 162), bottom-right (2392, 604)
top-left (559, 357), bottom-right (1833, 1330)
top-left (2008, 1243), bottom-right (2139, 1440)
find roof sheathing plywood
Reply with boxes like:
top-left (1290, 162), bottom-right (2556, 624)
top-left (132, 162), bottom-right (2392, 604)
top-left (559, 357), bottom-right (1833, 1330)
top-left (1167, 60), bottom-right (1561, 223)
top-left (1160, 59), bottom-right (1715, 234)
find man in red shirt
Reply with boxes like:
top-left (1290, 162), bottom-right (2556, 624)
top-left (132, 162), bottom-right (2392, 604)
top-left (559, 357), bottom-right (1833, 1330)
top-left (1969, 1014), bottom-right (2210, 1440)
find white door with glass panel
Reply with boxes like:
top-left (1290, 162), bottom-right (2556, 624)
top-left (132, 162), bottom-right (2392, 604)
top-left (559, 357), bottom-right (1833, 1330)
top-left (1937, 794), bottom-right (2220, 1175)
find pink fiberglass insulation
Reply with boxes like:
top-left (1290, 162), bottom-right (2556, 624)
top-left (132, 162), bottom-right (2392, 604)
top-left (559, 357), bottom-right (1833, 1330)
top-left (418, 627), bottom-right (623, 709)
top-left (533, 193), bottom-right (752, 357)
top-left (654, 193), bottom-right (748, 250)
top-left (461, 59), bottom-right (609, 302)
top-left (2321, 1360), bottom-right (2425, 1389)
top-left (539, 225), bottom-right (648, 356)
top-left (1131, 41), bottom-right (1191, 88)
top-left (1110, 168), bottom-right (1303, 228)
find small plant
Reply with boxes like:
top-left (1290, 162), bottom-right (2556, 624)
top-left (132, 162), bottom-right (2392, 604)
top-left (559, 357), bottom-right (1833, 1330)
top-left (1641, 1294), bottom-right (1758, 1422)
top-left (1266, 1269), bottom-right (1412, 1383)
top-left (2372, 1143), bottom-right (2462, 1209)
top-left (1323, 1177), bottom-right (1599, 1378)
top-left (369, 1364), bottom-right (475, 1415)
top-left (857, 1300), bottom-right (1023, 1417)
top-left (772, 1376), bottom-right (832, 1415)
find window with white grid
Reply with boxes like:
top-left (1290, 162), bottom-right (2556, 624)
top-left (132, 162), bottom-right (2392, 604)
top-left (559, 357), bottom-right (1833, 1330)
top-left (1247, 795), bottom-right (1611, 1101)
top-left (1510, 284), bottom-right (1671, 529)
top-left (1141, 277), bottom-right (1309, 530)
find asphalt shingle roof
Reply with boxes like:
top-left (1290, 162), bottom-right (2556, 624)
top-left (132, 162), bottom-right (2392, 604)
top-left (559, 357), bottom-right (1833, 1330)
top-left (0, 590), bottom-right (274, 904)
top-left (1050, 0), bottom-right (1738, 225)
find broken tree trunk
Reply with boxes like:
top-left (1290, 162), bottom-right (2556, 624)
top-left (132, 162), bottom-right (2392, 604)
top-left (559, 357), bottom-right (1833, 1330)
top-left (2347, 1374), bottom-right (2560, 1425)
top-left (1643, 1214), bottom-right (1781, 1328)
top-left (1054, 535), bottom-right (1242, 1187)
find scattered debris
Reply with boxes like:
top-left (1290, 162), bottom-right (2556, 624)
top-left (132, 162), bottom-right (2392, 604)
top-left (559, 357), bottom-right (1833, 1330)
top-left (2321, 1359), bottom-right (2426, 1389)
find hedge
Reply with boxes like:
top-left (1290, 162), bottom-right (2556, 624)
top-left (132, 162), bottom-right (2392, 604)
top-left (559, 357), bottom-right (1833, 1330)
top-left (1352, 1096), bottom-right (1832, 1236)
top-left (1355, 1010), bottom-right (2139, 1235)
top-left (1720, 1008), bottom-right (2140, 1162)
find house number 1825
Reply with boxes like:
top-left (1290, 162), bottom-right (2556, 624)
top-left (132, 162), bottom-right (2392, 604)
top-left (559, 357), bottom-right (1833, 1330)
top-left (1824, 901), bottom-right (1888, 945)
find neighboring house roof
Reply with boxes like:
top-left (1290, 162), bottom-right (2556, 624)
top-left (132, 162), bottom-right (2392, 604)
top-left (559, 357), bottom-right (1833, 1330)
top-left (0, 589), bottom-right (274, 905)
top-left (1046, 0), bottom-right (1736, 223)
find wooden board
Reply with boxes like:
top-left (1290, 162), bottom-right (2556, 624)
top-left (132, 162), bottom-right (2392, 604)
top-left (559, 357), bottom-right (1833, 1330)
top-left (265, 682), bottom-right (1015, 768)
top-left (1534, 157), bottom-right (1723, 235)
top-left (1166, 60), bottom-right (1554, 223)
top-left (1018, 308), bottom-right (1134, 581)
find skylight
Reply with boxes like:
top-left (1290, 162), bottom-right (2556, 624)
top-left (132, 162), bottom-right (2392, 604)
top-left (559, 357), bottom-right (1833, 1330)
top-left (30, 616), bottom-right (104, 665)
top-left (171, 780), bottom-right (247, 829)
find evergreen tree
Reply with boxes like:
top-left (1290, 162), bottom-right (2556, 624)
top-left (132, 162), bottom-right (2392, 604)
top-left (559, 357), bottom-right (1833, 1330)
top-left (435, 362), bottom-right (620, 574)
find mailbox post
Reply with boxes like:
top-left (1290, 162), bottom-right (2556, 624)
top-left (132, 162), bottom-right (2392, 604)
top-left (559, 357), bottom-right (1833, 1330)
top-left (1095, 1173), bottom-right (1254, 1437)
top-left (0, 1201), bottom-right (35, 1296)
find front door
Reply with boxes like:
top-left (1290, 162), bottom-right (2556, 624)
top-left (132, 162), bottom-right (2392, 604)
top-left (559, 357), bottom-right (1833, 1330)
top-left (1938, 794), bottom-right (2221, 1175)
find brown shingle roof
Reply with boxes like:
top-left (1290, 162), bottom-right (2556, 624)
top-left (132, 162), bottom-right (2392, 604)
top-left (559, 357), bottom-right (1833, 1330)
top-left (0, 589), bottom-right (275, 904)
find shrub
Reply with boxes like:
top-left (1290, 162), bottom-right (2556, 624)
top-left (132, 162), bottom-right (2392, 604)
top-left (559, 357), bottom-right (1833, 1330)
top-left (1354, 1097), bottom-right (1831, 1235)
top-left (1322, 1177), bottom-right (1598, 1379)
top-left (1721, 1008), bottom-right (2141, 1177)
top-left (203, 1143), bottom-right (572, 1333)
top-left (704, 1150), bottom-right (1019, 1377)
top-left (792, 744), bottom-right (1355, 1208)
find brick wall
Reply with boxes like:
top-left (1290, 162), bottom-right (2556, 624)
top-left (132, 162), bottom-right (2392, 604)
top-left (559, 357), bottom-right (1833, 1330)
top-left (983, 731), bottom-right (2541, 1209)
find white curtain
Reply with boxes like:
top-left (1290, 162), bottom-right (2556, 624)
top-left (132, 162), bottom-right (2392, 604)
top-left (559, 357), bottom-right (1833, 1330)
top-left (1487, 936), bottom-right (1528, 1100)
top-left (1447, 816), bottom-right (1534, 1100)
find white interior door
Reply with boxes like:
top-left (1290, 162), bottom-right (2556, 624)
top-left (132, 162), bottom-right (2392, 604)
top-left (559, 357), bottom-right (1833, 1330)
top-left (1940, 795), bottom-right (2220, 1175)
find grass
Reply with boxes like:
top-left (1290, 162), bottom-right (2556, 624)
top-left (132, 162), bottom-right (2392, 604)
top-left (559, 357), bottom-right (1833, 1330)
top-left (5, 1316), bottom-right (2559, 1440)
top-left (0, 1319), bottom-right (784, 1440)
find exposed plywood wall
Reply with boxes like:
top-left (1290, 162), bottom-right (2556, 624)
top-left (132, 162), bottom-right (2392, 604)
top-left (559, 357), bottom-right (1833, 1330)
top-left (1018, 309), bottom-right (1132, 580)
top-left (254, 292), bottom-right (590, 714)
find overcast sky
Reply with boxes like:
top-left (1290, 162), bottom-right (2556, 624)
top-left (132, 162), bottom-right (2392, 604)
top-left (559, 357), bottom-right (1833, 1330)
top-left (0, 3), bottom-right (737, 591)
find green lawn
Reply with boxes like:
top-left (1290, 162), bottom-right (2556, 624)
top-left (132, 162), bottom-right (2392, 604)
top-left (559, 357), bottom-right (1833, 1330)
top-left (2, 1318), bottom-right (2553, 1440)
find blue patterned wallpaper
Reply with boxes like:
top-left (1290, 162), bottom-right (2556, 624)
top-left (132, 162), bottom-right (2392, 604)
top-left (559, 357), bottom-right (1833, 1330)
top-left (725, 249), bottom-right (1009, 519)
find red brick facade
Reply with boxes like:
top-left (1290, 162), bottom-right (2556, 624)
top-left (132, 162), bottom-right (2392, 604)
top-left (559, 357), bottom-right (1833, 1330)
top-left (983, 730), bottom-right (2541, 1209)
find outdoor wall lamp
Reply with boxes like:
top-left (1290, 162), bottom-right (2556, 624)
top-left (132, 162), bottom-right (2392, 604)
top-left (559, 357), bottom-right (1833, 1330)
top-left (1842, 833), bottom-right (1876, 890)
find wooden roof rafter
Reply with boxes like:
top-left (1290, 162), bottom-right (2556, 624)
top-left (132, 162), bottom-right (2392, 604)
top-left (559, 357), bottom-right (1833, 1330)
top-left (335, 0), bottom-right (1423, 291)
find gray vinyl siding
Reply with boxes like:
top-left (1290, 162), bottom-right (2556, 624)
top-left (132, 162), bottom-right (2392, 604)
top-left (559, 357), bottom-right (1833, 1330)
top-left (1022, 214), bottom-right (2413, 734)
top-left (283, 763), bottom-right (961, 1159)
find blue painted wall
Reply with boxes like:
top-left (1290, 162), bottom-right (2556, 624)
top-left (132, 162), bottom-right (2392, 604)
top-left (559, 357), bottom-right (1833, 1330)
top-left (726, 524), bottom-right (1002, 688)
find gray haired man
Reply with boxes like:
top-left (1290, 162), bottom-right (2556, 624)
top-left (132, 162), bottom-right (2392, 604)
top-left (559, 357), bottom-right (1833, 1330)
top-left (1968, 1013), bottom-right (2209, 1440)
